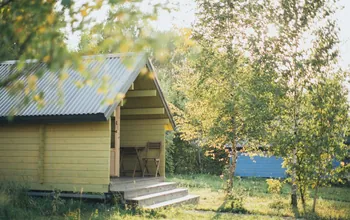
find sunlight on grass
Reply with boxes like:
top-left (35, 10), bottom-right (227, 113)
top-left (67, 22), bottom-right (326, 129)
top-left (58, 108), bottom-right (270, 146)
top-left (169, 174), bottom-right (350, 219)
top-left (1, 175), bottom-right (349, 219)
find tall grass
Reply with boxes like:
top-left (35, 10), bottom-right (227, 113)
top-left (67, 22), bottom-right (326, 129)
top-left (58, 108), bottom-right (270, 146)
top-left (0, 181), bottom-right (182, 220)
top-left (0, 182), bottom-right (116, 219)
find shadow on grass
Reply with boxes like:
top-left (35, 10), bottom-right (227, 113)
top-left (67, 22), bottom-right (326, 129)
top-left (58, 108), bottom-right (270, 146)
top-left (209, 199), bottom-right (249, 219)
top-left (302, 211), bottom-right (345, 220)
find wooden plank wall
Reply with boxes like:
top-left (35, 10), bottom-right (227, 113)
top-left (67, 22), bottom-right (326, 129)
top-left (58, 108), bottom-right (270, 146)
top-left (0, 121), bottom-right (111, 193)
top-left (0, 124), bottom-right (40, 183)
top-left (120, 119), bottom-right (165, 176)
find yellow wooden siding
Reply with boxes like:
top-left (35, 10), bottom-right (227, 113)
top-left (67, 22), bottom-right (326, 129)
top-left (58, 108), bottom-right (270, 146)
top-left (0, 125), bottom-right (40, 183)
top-left (121, 74), bottom-right (169, 121)
top-left (120, 119), bottom-right (166, 176)
top-left (0, 121), bottom-right (111, 193)
top-left (43, 121), bottom-right (110, 193)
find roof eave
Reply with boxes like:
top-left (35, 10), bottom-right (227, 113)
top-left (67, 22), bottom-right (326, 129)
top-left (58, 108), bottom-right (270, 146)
top-left (103, 53), bottom-right (149, 119)
top-left (0, 113), bottom-right (107, 124)
top-left (146, 59), bottom-right (176, 130)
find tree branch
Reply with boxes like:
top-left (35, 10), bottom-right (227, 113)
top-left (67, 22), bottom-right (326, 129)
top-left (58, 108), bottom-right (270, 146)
top-left (0, 31), bottom-right (36, 88)
top-left (0, 0), bottom-right (13, 8)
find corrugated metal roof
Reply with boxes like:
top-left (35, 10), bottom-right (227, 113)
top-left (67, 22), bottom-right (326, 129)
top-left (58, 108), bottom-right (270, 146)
top-left (0, 53), bottom-right (147, 120)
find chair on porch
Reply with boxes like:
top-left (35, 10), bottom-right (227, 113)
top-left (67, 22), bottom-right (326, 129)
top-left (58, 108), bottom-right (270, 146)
top-left (142, 142), bottom-right (161, 177)
top-left (120, 147), bottom-right (144, 178)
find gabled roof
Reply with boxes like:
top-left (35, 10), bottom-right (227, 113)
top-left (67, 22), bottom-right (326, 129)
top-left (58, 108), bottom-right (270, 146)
top-left (0, 53), bottom-right (175, 127)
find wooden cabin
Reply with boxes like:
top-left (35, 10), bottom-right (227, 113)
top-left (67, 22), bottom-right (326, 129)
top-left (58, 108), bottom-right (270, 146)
top-left (0, 54), bottom-right (179, 194)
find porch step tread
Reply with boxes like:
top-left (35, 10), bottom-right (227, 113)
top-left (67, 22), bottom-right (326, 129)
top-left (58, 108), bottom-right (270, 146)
top-left (129, 188), bottom-right (187, 201)
top-left (144, 195), bottom-right (200, 209)
top-left (123, 182), bottom-right (178, 199)
top-left (110, 177), bottom-right (164, 182)
top-left (123, 182), bottom-right (177, 193)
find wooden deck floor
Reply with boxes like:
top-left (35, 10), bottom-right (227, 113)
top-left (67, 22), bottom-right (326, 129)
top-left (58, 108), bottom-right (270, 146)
top-left (110, 176), bottom-right (164, 192)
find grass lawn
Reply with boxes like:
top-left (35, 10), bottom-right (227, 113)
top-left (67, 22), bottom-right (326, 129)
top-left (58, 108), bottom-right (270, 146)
top-left (0, 175), bottom-right (349, 219)
top-left (166, 174), bottom-right (350, 219)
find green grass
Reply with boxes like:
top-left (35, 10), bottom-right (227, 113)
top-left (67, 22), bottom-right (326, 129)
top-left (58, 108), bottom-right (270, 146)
top-left (1, 175), bottom-right (349, 219)
top-left (165, 174), bottom-right (225, 190)
top-left (166, 174), bottom-right (291, 196)
top-left (313, 186), bottom-right (350, 202)
top-left (167, 174), bottom-right (350, 219)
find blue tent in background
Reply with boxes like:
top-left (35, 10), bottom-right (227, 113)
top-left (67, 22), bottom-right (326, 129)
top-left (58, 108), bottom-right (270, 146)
top-left (235, 153), bottom-right (287, 178)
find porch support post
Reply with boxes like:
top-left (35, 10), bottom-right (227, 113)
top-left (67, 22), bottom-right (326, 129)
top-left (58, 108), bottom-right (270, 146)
top-left (38, 124), bottom-right (46, 184)
top-left (114, 105), bottom-right (121, 177)
top-left (161, 130), bottom-right (165, 177)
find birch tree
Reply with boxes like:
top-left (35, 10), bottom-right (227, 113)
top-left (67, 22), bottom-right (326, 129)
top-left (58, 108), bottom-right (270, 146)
top-left (177, 1), bottom-right (269, 190)
top-left (180, 0), bottom-right (348, 210)
top-left (209, 0), bottom-right (346, 208)
top-left (301, 21), bottom-right (349, 212)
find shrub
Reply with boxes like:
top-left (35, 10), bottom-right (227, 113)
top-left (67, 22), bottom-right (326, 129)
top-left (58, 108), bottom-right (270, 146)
top-left (166, 132), bottom-right (226, 175)
top-left (266, 179), bottom-right (282, 194)
top-left (218, 189), bottom-right (248, 214)
top-left (268, 200), bottom-right (286, 210)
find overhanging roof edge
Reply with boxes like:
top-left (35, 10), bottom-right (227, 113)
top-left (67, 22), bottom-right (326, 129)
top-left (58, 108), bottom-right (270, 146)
top-left (146, 59), bottom-right (176, 130)
top-left (103, 54), bottom-right (148, 119)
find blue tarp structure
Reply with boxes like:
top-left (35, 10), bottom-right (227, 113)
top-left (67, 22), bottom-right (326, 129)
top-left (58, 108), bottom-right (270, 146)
top-left (235, 153), bottom-right (343, 178)
top-left (235, 154), bottom-right (287, 178)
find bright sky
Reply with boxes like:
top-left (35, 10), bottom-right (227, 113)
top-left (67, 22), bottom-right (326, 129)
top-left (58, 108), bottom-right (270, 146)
top-left (68, 0), bottom-right (350, 69)
top-left (155, 0), bottom-right (350, 69)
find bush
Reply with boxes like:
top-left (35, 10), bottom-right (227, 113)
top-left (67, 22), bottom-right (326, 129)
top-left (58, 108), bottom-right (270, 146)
top-left (218, 189), bottom-right (248, 214)
top-left (268, 200), bottom-right (286, 211)
top-left (166, 132), bottom-right (226, 175)
top-left (266, 179), bottom-right (282, 194)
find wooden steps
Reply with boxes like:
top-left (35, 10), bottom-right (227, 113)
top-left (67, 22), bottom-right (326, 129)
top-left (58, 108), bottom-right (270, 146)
top-left (124, 182), bottom-right (177, 199)
top-left (144, 194), bottom-right (200, 209)
top-left (109, 177), bottom-right (163, 191)
top-left (129, 188), bottom-right (188, 206)
top-left (110, 177), bottom-right (199, 209)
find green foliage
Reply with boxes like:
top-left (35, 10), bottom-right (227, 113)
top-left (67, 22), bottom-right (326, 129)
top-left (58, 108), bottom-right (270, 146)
top-left (266, 179), bottom-right (282, 194)
top-left (165, 132), bottom-right (226, 175)
top-left (165, 132), bottom-right (175, 174)
top-left (201, 146), bottom-right (227, 175)
top-left (219, 189), bottom-right (248, 214)
top-left (189, 0), bottom-right (349, 211)
top-left (153, 1), bottom-right (350, 213)
top-left (51, 191), bottom-right (65, 215)
top-left (165, 132), bottom-right (200, 174)
top-left (268, 200), bottom-right (287, 216)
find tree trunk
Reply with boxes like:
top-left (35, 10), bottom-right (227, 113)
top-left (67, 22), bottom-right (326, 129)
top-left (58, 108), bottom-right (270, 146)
top-left (197, 147), bottom-right (202, 173)
top-left (228, 149), bottom-right (237, 191)
top-left (291, 148), bottom-right (298, 208)
top-left (227, 114), bottom-right (237, 192)
top-left (228, 163), bottom-right (233, 191)
top-left (312, 182), bottom-right (319, 212)
top-left (299, 185), bottom-right (306, 211)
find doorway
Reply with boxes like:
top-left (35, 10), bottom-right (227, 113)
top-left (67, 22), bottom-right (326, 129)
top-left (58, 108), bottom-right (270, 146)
top-left (110, 106), bottom-right (120, 177)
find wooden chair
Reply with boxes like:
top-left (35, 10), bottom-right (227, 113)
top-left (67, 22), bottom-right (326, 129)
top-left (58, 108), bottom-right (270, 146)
top-left (120, 147), bottom-right (143, 177)
top-left (142, 142), bottom-right (161, 177)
